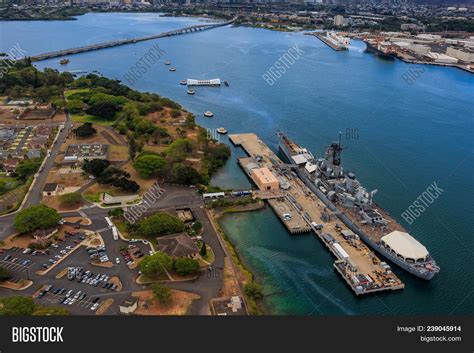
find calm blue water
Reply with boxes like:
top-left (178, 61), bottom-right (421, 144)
top-left (2, 13), bottom-right (473, 315)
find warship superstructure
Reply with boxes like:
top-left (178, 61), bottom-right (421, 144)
top-left (277, 131), bottom-right (440, 280)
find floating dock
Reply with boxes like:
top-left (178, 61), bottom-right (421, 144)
top-left (229, 133), bottom-right (404, 296)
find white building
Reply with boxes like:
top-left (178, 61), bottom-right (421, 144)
top-left (424, 52), bottom-right (458, 64)
top-left (408, 44), bottom-right (431, 55)
top-left (446, 47), bottom-right (474, 63)
top-left (333, 15), bottom-right (349, 27)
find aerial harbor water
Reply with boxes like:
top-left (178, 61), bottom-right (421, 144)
top-left (1, 12), bottom-right (473, 315)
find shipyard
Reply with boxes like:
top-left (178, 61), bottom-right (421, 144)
top-left (229, 133), bottom-right (404, 296)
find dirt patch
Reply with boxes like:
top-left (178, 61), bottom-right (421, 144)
top-left (32, 284), bottom-right (49, 297)
top-left (109, 276), bottom-right (122, 291)
top-left (2, 233), bottom-right (31, 249)
top-left (96, 298), bottom-right (114, 315)
top-left (55, 268), bottom-right (68, 279)
top-left (0, 279), bottom-right (33, 291)
top-left (221, 257), bottom-right (241, 298)
top-left (108, 145), bottom-right (128, 162)
top-left (64, 217), bottom-right (91, 225)
top-left (44, 167), bottom-right (87, 189)
top-left (91, 261), bottom-right (113, 268)
top-left (42, 196), bottom-right (84, 212)
top-left (122, 161), bottom-right (157, 192)
top-left (132, 289), bottom-right (199, 315)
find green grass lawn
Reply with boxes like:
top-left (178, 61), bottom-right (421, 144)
top-left (65, 88), bottom-right (90, 99)
top-left (83, 192), bottom-right (101, 203)
top-left (0, 177), bottom-right (21, 195)
top-left (71, 113), bottom-right (116, 127)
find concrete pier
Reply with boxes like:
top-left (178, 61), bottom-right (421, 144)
top-left (230, 133), bottom-right (404, 295)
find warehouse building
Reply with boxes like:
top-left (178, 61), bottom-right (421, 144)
top-left (250, 167), bottom-right (279, 191)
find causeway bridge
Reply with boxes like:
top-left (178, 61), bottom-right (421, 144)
top-left (30, 17), bottom-right (237, 62)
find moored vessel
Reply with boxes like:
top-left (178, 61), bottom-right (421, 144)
top-left (59, 59), bottom-right (70, 65)
top-left (277, 131), bottom-right (440, 280)
top-left (217, 127), bottom-right (227, 134)
top-left (187, 89), bottom-right (195, 95)
top-left (364, 40), bottom-right (395, 60)
top-left (180, 80), bottom-right (187, 85)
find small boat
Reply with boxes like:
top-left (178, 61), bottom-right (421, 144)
top-left (180, 80), bottom-right (187, 85)
top-left (217, 127), bottom-right (227, 134)
top-left (224, 81), bottom-right (229, 87)
top-left (59, 59), bottom-right (69, 65)
top-left (204, 111), bottom-right (214, 118)
top-left (169, 67), bottom-right (176, 72)
top-left (187, 89), bottom-right (195, 95)
top-left (164, 61), bottom-right (171, 65)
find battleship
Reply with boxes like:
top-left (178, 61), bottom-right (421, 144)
top-left (277, 131), bottom-right (440, 280)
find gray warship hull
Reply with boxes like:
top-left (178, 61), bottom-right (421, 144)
top-left (278, 135), bottom-right (438, 281)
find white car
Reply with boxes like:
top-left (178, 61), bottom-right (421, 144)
top-left (115, 257), bottom-right (120, 264)
top-left (91, 303), bottom-right (99, 311)
top-left (149, 250), bottom-right (153, 256)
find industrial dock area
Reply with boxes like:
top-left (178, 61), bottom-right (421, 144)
top-left (350, 32), bottom-right (474, 73)
top-left (229, 133), bottom-right (404, 296)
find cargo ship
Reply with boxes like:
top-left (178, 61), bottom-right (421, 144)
top-left (277, 131), bottom-right (440, 280)
top-left (364, 40), bottom-right (395, 60)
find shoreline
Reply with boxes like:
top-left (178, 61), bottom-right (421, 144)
top-left (209, 202), bottom-right (269, 315)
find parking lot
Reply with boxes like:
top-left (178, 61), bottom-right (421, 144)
top-left (1, 230), bottom-right (87, 276)
top-left (36, 285), bottom-right (104, 312)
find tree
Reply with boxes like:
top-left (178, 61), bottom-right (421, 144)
top-left (139, 252), bottom-right (173, 276)
top-left (74, 122), bottom-right (96, 138)
top-left (0, 296), bottom-right (36, 315)
top-left (136, 213), bottom-right (185, 238)
top-left (128, 136), bottom-right (139, 160)
top-left (171, 164), bottom-right (202, 185)
top-left (173, 258), bottom-right (200, 276)
top-left (112, 177), bottom-right (139, 193)
top-left (184, 113), bottom-right (195, 129)
top-left (15, 158), bottom-right (41, 181)
top-left (0, 266), bottom-right (11, 281)
top-left (66, 99), bottom-right (86, 114)
top-left (243, 281), bottom-right (264, 300)
top-left (108, 208), bottom-right (124, 217)
top-left (82, 159), bottom-right (110, 178)
top-left (59, 192), bottom-right (82, 207)
top-left (166, 138), bottom-right (195, 162)
top-left (85, 93), bottom-right (126, 119)
top-left (170, 109), bottom-right (181, 118)
top-left (14, 205), bottom-right (61, 234)
top-left (133, 154), bottom-right (167, 178)
top-left (97, 166), bottom-right (129, 184)
top-left (151, 283), bottom-right (171, 304)
top-left (203, 144), bottom-right (231, 175)
top-left (199, 242), bottom-right (207, 257)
